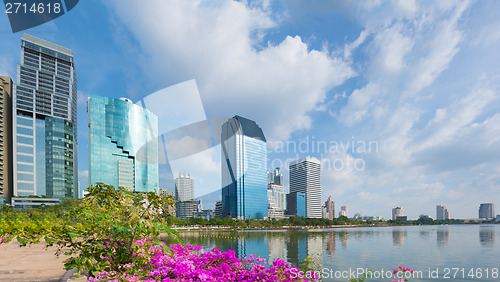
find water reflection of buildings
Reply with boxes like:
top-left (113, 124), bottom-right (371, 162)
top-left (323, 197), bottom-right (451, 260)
top-left (339, 231), bottom-right (349, 248)
top-left (326, 231), bottom-right (336, 257)
top-left (268, 235), bottom-right (288, 263)
top-left (436, 227), bottom-right (450, 247)
top-left (392, 229), bottom-right (405, 245)
top-left (479, 227), bottom-right (495, 247)
top-left (306, 234), bottom-right (324, 272)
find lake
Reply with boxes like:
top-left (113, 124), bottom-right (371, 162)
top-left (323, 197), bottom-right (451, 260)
top-left (165, 224), bottom-right (499, 281)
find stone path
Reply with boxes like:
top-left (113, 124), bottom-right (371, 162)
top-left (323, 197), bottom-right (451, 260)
top-left (0, 241), bottom-right (68, 281)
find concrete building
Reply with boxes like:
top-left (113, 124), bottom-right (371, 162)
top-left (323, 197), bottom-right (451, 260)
top-left (13, 34), bottom-right (78, 199)
top-left (11, 196), bottom-right (60, 209)
top-left (436, 205), bottom-right (450, 220)
top-left (0, 77), bottom-right (13, 204)
top-left (289, 156), bottom-right (321, 218)
top-left (479, 203), bottom-right (495, 219)
top-left (325, 195), bottom-right (335, 219)
top-left (392, 207), bottom-right (404, 220)
top-left (175, 173), bottom-right (196, 220)
top-left (268, 183), bottom-right (286, 211)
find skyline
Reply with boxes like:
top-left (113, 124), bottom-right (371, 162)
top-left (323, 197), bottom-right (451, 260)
top-left (0, 0), bottom-right (499, 219)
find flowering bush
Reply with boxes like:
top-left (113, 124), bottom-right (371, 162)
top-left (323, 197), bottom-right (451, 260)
top-left (391, 265), bottom-right (415, 282)
top-left (89, 238), bottom-right (318, 282)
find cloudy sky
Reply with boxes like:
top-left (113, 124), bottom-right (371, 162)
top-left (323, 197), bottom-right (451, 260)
top-left (1, 0), bottom-right (499, 219)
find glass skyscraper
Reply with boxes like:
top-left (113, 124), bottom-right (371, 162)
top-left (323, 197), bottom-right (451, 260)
top-left (12, 34), bottom-right (78, 199)
top-left (221, 115), bottom-right (268, 219)
top-left (88, 95), bottom-right (158, 193)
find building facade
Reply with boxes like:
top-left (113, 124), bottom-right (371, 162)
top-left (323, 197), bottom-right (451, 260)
top-left (289, 156), bottom-right (321, 218)
top-left (268, 183), bottom-right (286, 211)
top-left (13, 34), bottom-right (78, 200)
top-left (88, 95), bottom-right (158, 192)
top-left (479, 203), bottom-right (495, 219)
top-left (221, 115), bottom-right (268, 219)
top-left (339, 205), bottom-right (348, 217)
top-left (0, 77), bottom-right (13, 203)
top-left (436, 205), bottom-right (450, 220)
top-left (174, 173), bottom-right (196, 220)
top-left (325, 195), bottom-right (335, 220)
top-left (267, 167), bottom-right (283, 185)
top-left (159, 189), bottom-right (175, 216)
top-left (286, 192), bottom-right (306, 217)
top-left (392, 207), bottom-right (404, 220)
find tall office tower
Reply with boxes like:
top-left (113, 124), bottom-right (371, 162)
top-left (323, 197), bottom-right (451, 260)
top-left (479, 203), bottom-right (495, 219)
top-left (325, 195), bottom-right (335, 219)
top-left (339, 205), bottom-right (348, 217)
top-left (174, 173), bottom-right (196, 220)
top-left (289, 156), bottom-right (321, 218)
top-left (88, 95), bottom-right (158, 192)
top-left (268, 183), bottom-right (286, 211)
top-left (13, 34), bottom-right (78, 199)
top-left (436, 205), bottom-right (450, 220)
top-left (221, 115), bottom-right (268, 219)
top-left (267, 167), bottom-right (283, 185)
top-left (392, 207), bottom-right (404, 220)
top-left (0, 77), bottom-right (13, 204)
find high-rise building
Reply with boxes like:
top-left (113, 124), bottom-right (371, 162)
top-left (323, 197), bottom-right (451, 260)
top-left (13, 34), bottom-right (78, 199)
top-left (392, 207), bottom-right (404, 220)
top-left (88, 95), bottom-right (158, 192)
top-left (325, 195), bottom-right (335, 220)
top-left (287, 192), bottom-right (306, 217)
top-left (159, 189), bottom-right (175, 216)
top-left (289, 156), bottom-right (321, 218)
top-left (322, 204), bottom-right (327, 218)
top-left (174, 173), bottom-right (196, 220)
top-left (0, 77), bottom-right (13, 204)
top-left (479, 203), bottom-right (495, 219)
top-left (436, 205), bottom-right (450, 220)
top-left (339, 205), bottom-right (348, 217)
top-left (221, 115), bottom-right (268, 219)
top-left (268, 183), bottom-right (286, 211)
top-left (267, 167), bottom-right (283, 185)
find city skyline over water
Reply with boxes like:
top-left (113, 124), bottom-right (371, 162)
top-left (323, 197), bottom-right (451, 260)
top-left (1, 1), bottom-right (500, 219)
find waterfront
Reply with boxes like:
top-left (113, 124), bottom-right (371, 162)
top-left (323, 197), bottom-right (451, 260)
top-left (165, 224), bottom-right (499, 281)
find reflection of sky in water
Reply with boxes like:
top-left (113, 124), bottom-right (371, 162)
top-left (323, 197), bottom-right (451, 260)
top-left (167, 225), bottom-right (500, 282)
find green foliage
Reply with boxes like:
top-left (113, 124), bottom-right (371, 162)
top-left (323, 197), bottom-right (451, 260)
top-left (0, 183), bottom-right (177, 276)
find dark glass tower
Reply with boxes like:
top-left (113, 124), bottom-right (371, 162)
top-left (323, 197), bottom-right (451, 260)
top-left (12, 34), bottom-right (77, 199)
top-left (221, 115), bottom-right (268, 219)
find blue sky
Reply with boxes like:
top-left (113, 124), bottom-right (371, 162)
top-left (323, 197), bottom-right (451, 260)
top-left (1, 0), bottom-right (500, 219)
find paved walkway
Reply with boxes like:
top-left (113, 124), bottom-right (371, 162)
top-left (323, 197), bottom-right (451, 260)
top-left (0, 241), bottom-right (68, 281)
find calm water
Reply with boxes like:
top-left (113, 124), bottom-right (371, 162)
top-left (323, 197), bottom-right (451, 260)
top-left (165, 225), bottom-right (500, 281)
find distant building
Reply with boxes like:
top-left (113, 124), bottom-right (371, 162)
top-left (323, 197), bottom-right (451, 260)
top-left (221, 116), bottom-right (267, 219)
top-left (392, 207), bottom-right (404, 220)
top-left (479, 203), bottom-right (495, 219)
top-left (0, 77), bottom-right (12, 204)
top-left (88, 95), bottom-right (158, 193)
top-left (158, 189), bottom-right (175, 216)
top-left (287, 192), bottom-right (306, 217)
top-left (436, 205), bottom-right (450, 220)
top-left (194, 209), bottom-right (215, 221)
top-left (322, 204), bottom-right (328, 218)
top-left (175, 173), bottom-right (196, 220)
top-left (267, 167), bottom-right (283, 185)
top-left (194, 199), bottom-right (203, 213)
top-left (214, 201), bottom-right (222, 217)
top-left (268, 183), bottom-right (286, 211)
top-left (325, 196), bottom-right (335, 219)
top-left (396, 216), bottom-right (407, 221)
top-left (289, 156), bottom-right (321, 218)
top-left (11, 197), bottom-right (60, 210)
top-left (339, 205), bottom-right (348, 217)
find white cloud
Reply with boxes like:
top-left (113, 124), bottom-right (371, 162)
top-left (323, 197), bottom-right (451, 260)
top-left (106, 0), bottom-right (354, 142)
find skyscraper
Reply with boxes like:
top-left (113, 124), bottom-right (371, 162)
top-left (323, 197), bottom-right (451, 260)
top-left (175, 173), bottom-right (196, 220)
top-left (286, 192), bottom-right (306, 217)
top-left (339, 205), bottom-right (348, 217)
top-left (392, 207), bottom-right (404, 220)
top-left (268, 183), bottom-right (286, 211)
top-left (479, 203), bottom-right (495, 219)
top-left (221, 115), bottom-right (268, 219)
top-left (88, 95), bottom-right (158, 192)
top-left (13, 34), bottom-right (78, 199)
top-left (267, 167), bottom-right (283, 185)
top-left (436, 205), bottom-right (450, 220)
top-left (289, 156), bottom-right (321, 218)
top-left (0, 77), bottom-right (13, 204)
top-left (325, 195), bottom-right (335, 219)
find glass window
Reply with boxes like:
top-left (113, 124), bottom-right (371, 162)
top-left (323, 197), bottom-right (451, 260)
top-left (17, 182), bottom-right (34, 190)
top-left (17, 154), bottom-right (34, 163)
top-left (17, 135), bottom-right (33, 145)
top-left (17, 126), bottom-right (33, 136)
top-left (17, 145), bottom-right (33, 154)
top-left (17, 173), bottom-right (34, 181)
top-left (17, 116), bottom-right (33, 127)
top-left (17, 163), bottom-right (34, 172)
